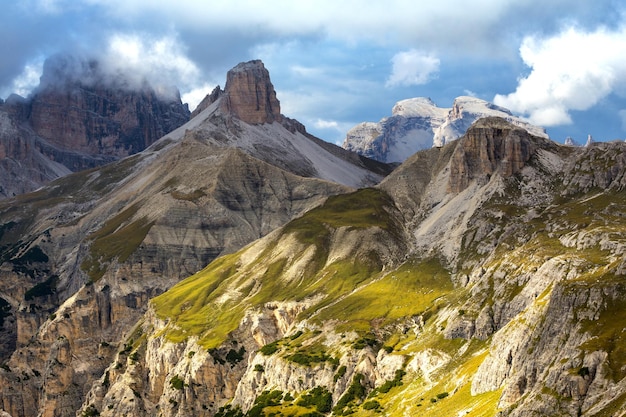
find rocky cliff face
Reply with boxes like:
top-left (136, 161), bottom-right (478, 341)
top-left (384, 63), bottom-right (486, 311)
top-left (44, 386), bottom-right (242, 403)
top-left (218, 60), bottom-right (281, 125)
top-left (342, 96), bottom-right (548, 163)
top-left (0, 54), bottom-right (190, 199)
top-left (64, 118), bottom-right (626, 417)
top-left (448, 117), bottom-right (542, 193)
top-left (0, 60), bottom-right (391, 417)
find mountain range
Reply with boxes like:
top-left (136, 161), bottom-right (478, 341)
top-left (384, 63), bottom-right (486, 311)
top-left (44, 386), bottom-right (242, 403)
top-left (0, 59), bottom-right (624, 417)
top-left (341, 96), bottom-right (548, 163)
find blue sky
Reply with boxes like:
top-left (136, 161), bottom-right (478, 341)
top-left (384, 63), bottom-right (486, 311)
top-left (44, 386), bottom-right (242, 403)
top-left (2, 1), bottom-right (626, 146)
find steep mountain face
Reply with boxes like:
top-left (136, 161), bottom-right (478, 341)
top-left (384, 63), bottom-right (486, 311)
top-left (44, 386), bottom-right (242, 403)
top-left (342, 96), bottom-right (548, 163)
top-left (218, 60), bottom-right (281, 125)
top-left (72, 117), bottom-right (626, 417)
top-left (0, 60), bottom-right (391, 417)
top-left (0, 54), bottom-right (190, 199)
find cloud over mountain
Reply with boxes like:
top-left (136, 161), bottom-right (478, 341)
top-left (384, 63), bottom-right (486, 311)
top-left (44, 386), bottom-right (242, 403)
top-left (2, 1), bottom-right (626, 143)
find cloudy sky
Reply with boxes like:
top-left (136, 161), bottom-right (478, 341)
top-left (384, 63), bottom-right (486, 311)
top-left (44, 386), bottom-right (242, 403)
top-left (1, 0), bottom-right (626, 145)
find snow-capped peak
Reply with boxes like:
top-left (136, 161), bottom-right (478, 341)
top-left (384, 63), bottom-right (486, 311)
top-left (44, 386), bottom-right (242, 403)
top-left (343, 96), bottom-right (548, 163)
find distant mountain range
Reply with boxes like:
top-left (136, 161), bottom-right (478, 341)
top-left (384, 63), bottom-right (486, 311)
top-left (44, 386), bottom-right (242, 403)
top-left (342, 96), bottom-right (548, 163)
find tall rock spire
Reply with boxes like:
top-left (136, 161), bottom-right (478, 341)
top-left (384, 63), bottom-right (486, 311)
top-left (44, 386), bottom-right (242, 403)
top-left (219, 60), bottom-right (282, 124)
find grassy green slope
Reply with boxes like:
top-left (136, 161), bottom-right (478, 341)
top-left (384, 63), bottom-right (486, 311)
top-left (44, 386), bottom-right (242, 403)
top-left (150, 179), bottom-right (626, 416)
top-left (151, 188), bottom-right (406, 348)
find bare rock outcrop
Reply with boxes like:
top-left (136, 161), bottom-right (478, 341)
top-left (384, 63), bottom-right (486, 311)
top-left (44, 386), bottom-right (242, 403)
top-left (448, 117), bottom-right (541, 193)
top-left (219, 60), bottom-right (282, 125)
top-left (190, 86), bottom-right (223, 119)
top-left (29, 54), bottom-right (191, 160)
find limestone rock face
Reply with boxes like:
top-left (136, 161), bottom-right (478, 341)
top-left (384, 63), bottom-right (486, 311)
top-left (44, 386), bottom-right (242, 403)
top-left (219, 60), bottom-right (281, 125)
top-left (0, 54), bottom-right (190, 199)
top-left (343, 97), bottom-right (448, 163)
top-left (448, 117), bottom-right (541, 193)
top-left (29, 54), bottom-right (191, 161)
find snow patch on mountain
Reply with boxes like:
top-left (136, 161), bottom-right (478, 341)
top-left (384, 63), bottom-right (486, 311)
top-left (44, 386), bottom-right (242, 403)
top-left (342, 96), bottom-right (548, 163)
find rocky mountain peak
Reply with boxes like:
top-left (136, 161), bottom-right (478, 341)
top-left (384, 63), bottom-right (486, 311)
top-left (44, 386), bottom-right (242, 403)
top-left (28, 55), bottom-right (190, 157)
top-left (343, 96), bottom-right (548, 163)
top-left (219, 60), bottom-right (282, 124)
top-left (0, 53), bottom-right (191, 198)
top-left (448, 117), bottom-right (539, 193)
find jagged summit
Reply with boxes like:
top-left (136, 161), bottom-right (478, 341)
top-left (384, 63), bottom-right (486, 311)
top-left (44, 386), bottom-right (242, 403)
top-left (190, 60), bottom-right (282, 125)
top-left (169, 60), bottom-right (391, 188)
top-left (220, 60), bottom-right (282, 124)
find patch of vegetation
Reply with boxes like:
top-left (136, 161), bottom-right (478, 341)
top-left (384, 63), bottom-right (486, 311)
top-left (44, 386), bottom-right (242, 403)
top-left (297, 386), bottom-right (333, 413)
top-left (16, 245), bottom-right (48, 264)
top-left (214, 404), bottom-right (244, 417)
top-left (316, 258), bottom-right (452, 331)
top-left (120, 340), bottom-right (134, 355)
top-left (151, 252), bottom-right (244, 347)
top-left (253, 364), bottom-right (264, 372)
top-left (287, 350), bottom-right (338, 368)
top-left (283, 188), bottom-right (399, 245)
top-left (290, 330), bottom-right (304, 340)
top-left (0, 221), bottom-right (17, 242)
top-left (333, 373), bottom-right (366, 414)
top-left (436, 391), bottom-right (449, 399)
top-left (170, 375), bottom-right (185, 390)
top-left (248, 390), bottom-right (283, 417)
top-left (24, 275), bottom-right (58, 300)
top-left (208, 348), bottom-right (225, 364)
top-left (334, 365), bottom-right (347, 382)
top-left (81, 405), bottom-right (100, 417)
top-left (363, 400), bottom-right (381, 410)
top-left (259, 341), bottom-right (280, 356)
top-left (373, 369), bottom-right (406, 395)
top-left (225, 347), bottom-right (246, 366)
top-left (11, 245), bottom-right (50, 278)
top-left (353, 335), bottom-right (380, 351)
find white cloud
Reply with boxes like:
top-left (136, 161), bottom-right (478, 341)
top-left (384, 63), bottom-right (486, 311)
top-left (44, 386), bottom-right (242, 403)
top-left (102, 33), bottom-right (201, 94)
top-left (181, 83), bottom-right (216, 111)
top-left (1, 31), bottom-right (212, 103)
top-left (386, 49), bottom-right (439, 87)
top-left (494, 25), bottom-right (626, 126)
top-left (38, 0), bottom-right (578, 55)
top-left (2, 58), bottom-right (44, 98)
top-left (314, 119), bottom-right (340, 130)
